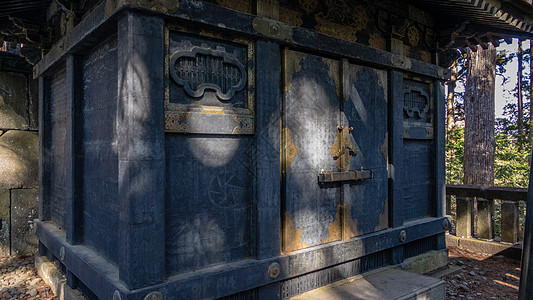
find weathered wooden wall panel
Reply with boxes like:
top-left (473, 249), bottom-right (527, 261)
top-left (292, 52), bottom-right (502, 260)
top-left (47, 66), bottom-right (67, 229)
top-left (402, 78), bottom-right (434, 221)
top-left (343, 64), bottom-right (389, 238)
top-left (165, 135), bottom-right (254, 274)
top-left (283, 51), bottom-right (341, 252)
top-left (82, 36), bottom-right (119, 263)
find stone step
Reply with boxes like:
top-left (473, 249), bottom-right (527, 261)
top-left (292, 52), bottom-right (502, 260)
top-left (290, 266), bottom-right (445, 300)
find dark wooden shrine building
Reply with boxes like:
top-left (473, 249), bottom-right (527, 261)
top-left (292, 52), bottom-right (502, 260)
top-left (2, 0), bottom-right (533, 299)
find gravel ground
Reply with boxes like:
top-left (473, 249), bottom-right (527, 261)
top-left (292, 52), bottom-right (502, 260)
top-left (444, 245), bottom-right (521, 300)
top-left (0, 255), bottom-right (55, 299)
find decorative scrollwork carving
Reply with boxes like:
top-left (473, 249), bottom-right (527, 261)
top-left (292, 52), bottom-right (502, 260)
top-left (403, 87), bottom-right (429, 119)
top-left (169, 46), bottom-right (247, 101)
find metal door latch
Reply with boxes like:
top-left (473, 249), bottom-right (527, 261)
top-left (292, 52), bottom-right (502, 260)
top-left (318, 169), bottom-right (373, 183)
top-left (319, 126), bottom-right (373, 183)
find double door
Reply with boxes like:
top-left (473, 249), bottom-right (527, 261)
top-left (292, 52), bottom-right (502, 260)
top-left (282, 49), bottom-right (389, 252)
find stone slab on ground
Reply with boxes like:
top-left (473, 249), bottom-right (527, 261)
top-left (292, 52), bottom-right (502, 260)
top-left (11, 188), bottom-right (38, 256)
top-left (446, 234), bottom-right (522, 260)
top-left (290, 267), bottom-right (445, 300)
top-left (35, 255), bottom-right (85, 300)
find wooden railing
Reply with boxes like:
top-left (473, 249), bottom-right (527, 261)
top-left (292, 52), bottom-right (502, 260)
top-left (446, 185), bottom-right (528, 244)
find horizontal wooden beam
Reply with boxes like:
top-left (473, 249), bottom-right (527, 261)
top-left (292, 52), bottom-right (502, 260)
top-left (34, 0), bottom-right (451, 80)
top-left (446, 184), bottom-right (527, 202)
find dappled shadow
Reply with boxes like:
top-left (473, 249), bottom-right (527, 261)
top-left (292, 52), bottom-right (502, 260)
top-left (0, 255), bottom-right (54, 299)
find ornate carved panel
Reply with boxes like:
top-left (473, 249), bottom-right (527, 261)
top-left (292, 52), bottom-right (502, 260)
top-left (403, 87), bottom-right (429, 119)
top-left (403, 79), bottom-right (433, 140)
top-left (169, 46), bottom-right (247, 100)
top-left (165, 28), bottom-right (255, 134)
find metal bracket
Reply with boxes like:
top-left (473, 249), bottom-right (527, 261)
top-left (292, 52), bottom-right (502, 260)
top-left (318, 169), bottom-right (373, 183)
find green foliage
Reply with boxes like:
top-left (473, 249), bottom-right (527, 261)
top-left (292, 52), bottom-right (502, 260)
top-left (445, 126), bottom-right (464, 185)
top-left (494, 133), bottom-right (530, 188)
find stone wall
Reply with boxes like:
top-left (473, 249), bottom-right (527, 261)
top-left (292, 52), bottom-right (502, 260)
top-left (0, 52), bottom-right (39, 256)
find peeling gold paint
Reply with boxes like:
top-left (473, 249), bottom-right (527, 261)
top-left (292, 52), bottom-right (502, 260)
top-left (216, 0), bottom-right (252, 13)
top-left (380, 132), bottom-right (388, 163)
top-left (280, 8), bottom-right (303, 27)
top-left (374, 197), bottom-right (389, 232)
top-left (283, 127), bottom-right (299, 172)
top-left (407, 25), bottom-right (420, 47)
top-left (106, 0), bottom-right (180, 17)
top-left (283, 211), bottom-right (309, 253)
top-left (344, 202), bottom-right (363, 240)
top-left (322, 58), bottom-right (341, 97)
top-left (200, 30), bottom-right (223, 40)
top-left (369, 34), bottom-right (387, 50)
top-left (298, 0), bottom-right (318, 14)
top-left (329, 127), bottom-right (356, 171)
top-left (315, 14), bottom-right (358, 43)
top-left (403, 45), bottom-right (410, 57)
top-left (283, 50), bottom-right (308, 92)
top-left (420, 51), bottom-right (432, 64)
top-left (321, 203), bottom-right (342, 244)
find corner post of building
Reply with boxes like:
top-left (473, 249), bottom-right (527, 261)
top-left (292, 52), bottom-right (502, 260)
top-left (65, 54), bottom-right (84, 245)
top-left (117, 11), bottom-right (166, 289)
top-left (255, 39), bottom-right (282, 299)
top-left (389, 37), bottom-right (405, 265)
top-left (434, 78), bottom-right (447, 249)
top-left (38, 75), bottom-right (50, 221)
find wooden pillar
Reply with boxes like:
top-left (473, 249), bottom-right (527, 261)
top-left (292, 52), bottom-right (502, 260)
top-left (117, 12), bottom-right (166, 289)
top-left (501, 201), bottom-right (519, 244)
top-left (476, 198), bottom-right (494, 239)
top-left (65, 54), bottom-right (84, 245)
top-left (434, 79), bottom-right (446, 219)
top-left (456, 196), bottom-right (473, 238)
top-left (389, 37), bottom-right (405, 264)
top-left (519, 148), bottom-right (533, 299)
top-left (38, 76), bottom-right (50, 221)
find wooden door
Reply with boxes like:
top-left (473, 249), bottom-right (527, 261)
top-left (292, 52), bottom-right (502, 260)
top-left (282, 49), bottom-right (389, 253)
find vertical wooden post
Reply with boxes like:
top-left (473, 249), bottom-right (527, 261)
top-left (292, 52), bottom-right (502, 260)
top-left (519, 149), bottom-right (533, 299)
top-left (38, 76), bottom-right (50, 221)
top-left (476, 198), bottom-right (494, 239)
top-left (456, 196), bottom-right (473, 238)
top-left (501, 201), bottom-right (519, 244)
top-left (65, 54), bottom-right (84, 245)
top-left (117, 12), bottom-right (166, 289)
top-left (256, 40), bottom-right (281, 260)
top-left (434, 80), bottom-right (446, 219)
top-left (389, 37), bottom-right (405, 264)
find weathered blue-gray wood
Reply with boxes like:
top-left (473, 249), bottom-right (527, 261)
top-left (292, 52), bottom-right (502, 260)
top-left (389, 70), bottom-right (404, 228)
top-left (64, 54), bottom-right (84, 245)
top-left (82, 36), bottom-right (119, 263)
top-left (342, 64), bottom-right (389, 238)
top-left (165, 135), bottom-right (254, 274)
top-left (519, 149), bottom-right (533, 299)
top-left (255, 41), bottom-right (281, 257)
top-left (47, 65), bottom-right (68, 229)
top-left (34, 2), bottom-right (450, 81)
top-left (283, 51), bottom-right (341, 252)
top-left (38, 76), bottom-right (50, 221)
top-left (255, 40), bottom-right (282, 299)
top-left (117, 12), bottom-right (166, 289)
top-left (434, 80), bottom-right (446, 218)
top-left (35, 217), bottom-right (447, 300)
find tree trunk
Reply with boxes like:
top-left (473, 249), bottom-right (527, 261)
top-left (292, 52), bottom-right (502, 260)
top-left (518, 39), bottom-right (524, 137)
top-left (447, 60), bottom-right (457, 130)
top-left (463, 44), bottom-right (496, 186)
